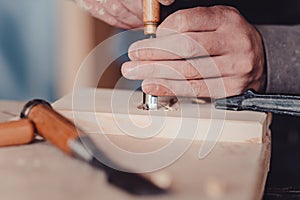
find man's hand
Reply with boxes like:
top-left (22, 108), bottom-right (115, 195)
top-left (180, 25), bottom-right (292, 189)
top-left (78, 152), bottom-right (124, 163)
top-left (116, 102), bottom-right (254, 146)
top-left (122, 6), bottom-right (266, 98)
top-left (75, 0), bottom-right (174, 29)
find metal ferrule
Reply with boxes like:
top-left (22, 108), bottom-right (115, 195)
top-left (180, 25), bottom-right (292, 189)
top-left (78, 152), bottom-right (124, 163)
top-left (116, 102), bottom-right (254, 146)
top-left (20, 99), bottom-right (52, 119)
top-left (143, 93), bottom-right (158, 110)
top-left (144, 22), bottom-right (158, 36)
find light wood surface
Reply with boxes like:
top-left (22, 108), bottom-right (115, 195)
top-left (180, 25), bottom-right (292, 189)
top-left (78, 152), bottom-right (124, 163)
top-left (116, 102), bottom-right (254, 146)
top-left (0, 96), bottom-right (271, 200)
top-left (54, 88), bottom-right (271, 143)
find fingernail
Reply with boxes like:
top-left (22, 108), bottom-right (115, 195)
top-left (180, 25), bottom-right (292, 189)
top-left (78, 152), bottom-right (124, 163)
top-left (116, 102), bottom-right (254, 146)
top-left (121, 63), bottom-right (134, 79)
top-left (128, 44), bottom-right (139, 60)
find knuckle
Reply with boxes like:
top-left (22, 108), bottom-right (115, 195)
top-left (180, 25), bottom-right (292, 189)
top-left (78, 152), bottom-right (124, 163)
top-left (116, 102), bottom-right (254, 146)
top-left (184, 61), bottom-right (200, 79)
top-left (240, 34), bottom-right (254, 53)
top-left (226, 6), bottom-right (240, 15)
top-left (110, 3), bottom-right (123, 16)
top-left (221, 6), bottom-right (240, 17)
top-left (209, 6), bottom-right (243, 27)
top-left (182, 66), bottom-right (198, 79)
top-left (225, 80), bottom-right (245, 96)
top-left (210, 5), bottom-right (239, 14)
top-left (235, 57), bottom-right (254, 75)
top-left (181, 36), bottom-right (198, 58)
top-left (107, 17), bottom-right (118, 26)
top-left (172, 10), bottom-right (189, 31)
top-left (232, 31), bottom-right (253, 53)
top-left (213, 5), bottom-right (242, 22)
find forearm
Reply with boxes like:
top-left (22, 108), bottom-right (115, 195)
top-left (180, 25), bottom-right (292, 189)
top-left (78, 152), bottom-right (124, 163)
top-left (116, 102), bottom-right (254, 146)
top-left (256, 25), bottom-right (300, 94)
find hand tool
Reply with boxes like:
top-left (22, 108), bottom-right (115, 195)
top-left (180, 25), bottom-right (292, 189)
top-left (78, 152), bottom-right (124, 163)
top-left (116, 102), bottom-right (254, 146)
top-left (0, 99), bottom-right (169, 195)
top-left (0, 119), bottom-right (35, 147)
top-left (142, 0), bottom-right (160, 110)
top-left (214, 89), bottom-right (300, 117)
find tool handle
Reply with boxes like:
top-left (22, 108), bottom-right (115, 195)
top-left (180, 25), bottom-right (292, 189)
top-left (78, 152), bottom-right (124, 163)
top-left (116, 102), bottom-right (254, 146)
top-left (0, 119), bottom-right (35, 147)
top-left (242, 91), bottom-right (300, 117)
top-left (215, 89), bottom-right (300, 117)
top-left (26, 104), bottom-right (79, 155)
top-left (22, 100), bottom-right (170, 194)
top-left (143, 0), bottom-right (160, 35)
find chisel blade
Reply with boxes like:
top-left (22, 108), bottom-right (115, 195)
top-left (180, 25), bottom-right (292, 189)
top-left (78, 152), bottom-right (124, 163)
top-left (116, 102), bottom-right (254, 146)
top-left (214, 89), bottom-right (300, 117)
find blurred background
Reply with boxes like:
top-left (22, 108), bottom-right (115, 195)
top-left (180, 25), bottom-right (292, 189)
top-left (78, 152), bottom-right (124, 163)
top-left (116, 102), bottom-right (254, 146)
top-left (0, 0), bottom-right (58, 101)
top-left (0, 0), bottom-right (127, 102)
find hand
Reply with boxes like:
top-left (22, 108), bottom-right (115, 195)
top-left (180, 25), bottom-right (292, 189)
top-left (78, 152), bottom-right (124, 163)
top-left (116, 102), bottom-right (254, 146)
top-left (122, 6), bottom-right (266, 98)
top-left (75, 0), bottom-right (175, 29)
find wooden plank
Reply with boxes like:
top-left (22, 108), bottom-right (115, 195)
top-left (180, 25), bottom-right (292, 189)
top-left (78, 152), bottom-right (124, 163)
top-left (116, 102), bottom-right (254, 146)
top-left (53, 88), bottom-right (271, 143)
top-left (0, 132), bottom-right (270, 200)
top-left (52, 88), bottom-right (271, 198)
top-left (0, 96), bottom-right (271, 200)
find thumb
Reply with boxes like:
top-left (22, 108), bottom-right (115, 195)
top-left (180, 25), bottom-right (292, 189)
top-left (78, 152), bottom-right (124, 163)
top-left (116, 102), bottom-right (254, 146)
top-left (159, 0), bottom-right (175, 6)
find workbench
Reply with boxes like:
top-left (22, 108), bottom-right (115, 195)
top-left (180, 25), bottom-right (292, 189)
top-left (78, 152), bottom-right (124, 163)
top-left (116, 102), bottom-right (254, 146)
top-left (0, 93), bottom-right (271, 200)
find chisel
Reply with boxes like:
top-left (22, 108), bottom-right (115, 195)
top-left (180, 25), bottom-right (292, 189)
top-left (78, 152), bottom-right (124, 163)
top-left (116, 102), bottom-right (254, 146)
top-left (0, 99), bottom-right (170, 195)
top-left (214, 89), bottom-right (300, 117)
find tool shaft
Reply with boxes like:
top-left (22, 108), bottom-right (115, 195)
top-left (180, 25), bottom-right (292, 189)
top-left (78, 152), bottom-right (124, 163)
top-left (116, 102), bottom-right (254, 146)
top-left (142, 0), bottom-right (160, 110)
top-left (0, 119), bottom-right (35, 147)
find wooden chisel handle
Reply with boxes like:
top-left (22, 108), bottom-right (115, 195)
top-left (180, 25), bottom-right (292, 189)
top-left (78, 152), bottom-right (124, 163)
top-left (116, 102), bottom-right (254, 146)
top-left (21, 100), bottom-right (79, 155)
top-left (143, 0), bottom-right (160, 35)
top-left (20, 99), bottom-right (171, 195)
top-left (0, 119), bottom-right (35, 147)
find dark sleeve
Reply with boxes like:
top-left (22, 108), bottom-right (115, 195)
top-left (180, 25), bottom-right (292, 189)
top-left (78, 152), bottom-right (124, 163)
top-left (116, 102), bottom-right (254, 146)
top-left (256, 25), bottom-right (300, 94)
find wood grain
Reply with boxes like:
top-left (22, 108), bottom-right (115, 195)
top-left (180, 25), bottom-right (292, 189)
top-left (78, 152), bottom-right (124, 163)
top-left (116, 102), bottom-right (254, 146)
top-left (54, 88), bottom-right (271, 144)
top-left (0, 99), bottom-right (271, 199)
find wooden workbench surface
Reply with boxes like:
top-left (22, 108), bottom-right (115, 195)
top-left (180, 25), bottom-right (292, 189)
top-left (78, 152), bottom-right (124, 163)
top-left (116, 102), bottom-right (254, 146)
top-left (0, 99), bottom-right (271, 200)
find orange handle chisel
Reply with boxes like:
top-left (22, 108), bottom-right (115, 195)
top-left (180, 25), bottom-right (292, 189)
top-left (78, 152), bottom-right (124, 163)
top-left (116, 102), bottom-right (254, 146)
top-left (0, 99), bottom-right (168, 195)
top-left (0, 119), bottom-right (35, 147)
top-left (20, 99), bottom-right (167, 195)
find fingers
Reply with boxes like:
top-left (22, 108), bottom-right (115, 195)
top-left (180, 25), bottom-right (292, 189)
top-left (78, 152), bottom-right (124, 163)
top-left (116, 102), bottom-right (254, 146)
top-left (156, 6), bottom-right (238, 36)
top-left (76, 0), bottom-right (143, 29)
top-left (120, 0), bottom-right (143, 20)
top-left (141, 78), bottom-right (231, 98)
top-left (141, 75), bottom-right (248, 98)
top-left (100, 0), bottom-right (143, 28)
top-left (128, 32), bottom-right (227, 60)
top-left (89, 5), bottom-right (131, 29)
top-left (122, 56), bottom-right (232, 80)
